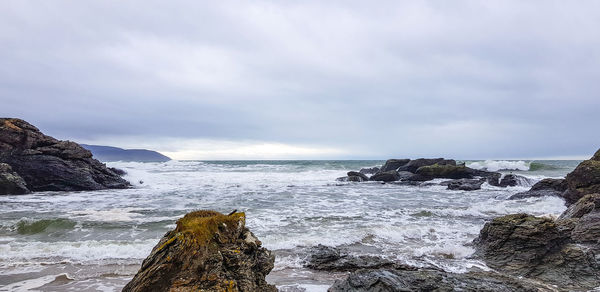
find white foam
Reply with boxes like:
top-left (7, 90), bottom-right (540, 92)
top-left (467, 160), bottom-right (530, 171)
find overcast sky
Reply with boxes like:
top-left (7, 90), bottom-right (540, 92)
top-left (1, 1), bottom-right (599, 159)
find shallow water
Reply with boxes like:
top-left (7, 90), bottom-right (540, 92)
top-left (0, 160), bottom-right (579, 291)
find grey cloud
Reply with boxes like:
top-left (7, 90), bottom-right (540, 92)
top-left (1, 0), bottom-right (599, 159)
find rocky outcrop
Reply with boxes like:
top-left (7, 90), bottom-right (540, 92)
top-left (445, 178), bottom-right (485, 191)
top-left (123, 210), bottom-right (276, 292)
top-left (397, 158), bottom-right (456, 173)
top-left (474, 197), bottom-right (600, 291)
top-left (562, 151), bottom-right (600, 205)
top-left (509, 178), bottom-right (567, 200)
top-left (379, 159), bottom-right (410, 172)
top-left (0, 163), bottom-right (30, 195)
top-left (0, 118), bottom-right (129, 193)
top-left (328, 268), bottom-right (554, 292)
top-left (410, 164), bottom-right (476, 181)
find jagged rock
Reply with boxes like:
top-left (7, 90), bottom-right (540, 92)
top-left (0, 163), bottom-right (30, 195)
top-left (347, 171), bottom-right (369, 181)
top-left (328, 268), bottom-right (554, 292)
top-left (474, 211), bottom-right (600, 290)
top-left (123, 210), bottom-right (276, 292)
top-left (359, 167), bottom-right (379, 175)
top-left (304, 245), bottom-right (410, 272)
top-left (0, 118), bottom-right (129, 192)
top-left (445, 178), bottom-right (485, 191)
top-left (562, 157), bottom-right (600, 205)
top-left (509, 178), bottom-right (567, 200)
top-left (397, 158), bottom-right (456, 173)
top-left (108, 167), bottom-right (127, 176)
top-left (499, 174), bottom-right (532, 187)
top-left (369, 170), bottom-right (400, 182)
top-left (379, 159), bottom-right (410, 172)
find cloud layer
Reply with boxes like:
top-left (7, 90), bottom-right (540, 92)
top-left (1, 1), bottom-right (599, 159)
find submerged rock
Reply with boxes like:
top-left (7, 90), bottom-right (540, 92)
top-left (498, 174), bottom-right (532, 187)
top-left (0, 118), bottom-right (129, 192)
top-left (328, 268), bottom-right (553, 292)
top-left (305, 245), bottom-right (410, 272)
top-left (123, 210), bottom-right (276, 292)
top-left (379, 159), bottom-right (410, 172)
top-left (445, 178), bottom-right (485, 191)
top-left (0, 163), bottom-right (30, 195)
top-left (509, 178), bottom-right (567, 200)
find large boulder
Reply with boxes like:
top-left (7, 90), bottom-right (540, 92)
top-left (397, 158), bottom-right (456, 173)
top-left (410, 164), bottom-right (475, 180)
top-left (328, 268), bottom-right (553, 292)
top-left (498, 174), bottom-right (532, 187)
top-left (562, 156), bottom-right (600, 205)
top-left (474, 207), bottom-right (600, 290)
top-left (123, 210), bottom-right (276, 292)
top-left (359, 167), bottom-right (379, 175)
top-left (369, 170), bottom-right (401, 182)
top-left (0, 118), bottom-right (129, 192)
top-left (445, 178), bottom-right (485, 191)
top-left (509, 178), bottom-right (567, 200)
top-left (379, 159), bottom-right (410, 172)
top-left (0, 163), bottom-right (30, 195)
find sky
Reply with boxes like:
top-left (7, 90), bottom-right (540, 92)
top-left (1, 1), bottom-right (599, 160)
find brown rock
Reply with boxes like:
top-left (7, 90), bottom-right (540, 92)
top-left (123, 210), bottom-right (276, 292)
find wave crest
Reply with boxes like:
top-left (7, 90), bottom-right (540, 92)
top-left (467, 160), bottom-right (530, 171)
top-left (16, 218), bottom-right (77, 235)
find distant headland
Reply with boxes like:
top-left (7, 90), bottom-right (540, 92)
top-left (81, 144), bottom-right (171, 162)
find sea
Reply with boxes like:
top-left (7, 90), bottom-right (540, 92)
top-left (0, 159), bottom-right (580, 291)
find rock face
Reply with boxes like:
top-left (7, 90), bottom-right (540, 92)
top-left (474, 200), bottom-right (600, 291)
top-left (123, 210), bottom-right (276, 292)
top-left (0, 163), bottom-right (30, 195)
top-left (411, 164), bottom-right (475, 180)
top-left (328, 268), bottom-right (553, 292)
top-left (397, 158), bottom-right (456, 173)
top-left (0, 118), bottom-right (129, 192)
top-left (379, 159), bottom-right (410, 172)
top-left (509, 178), bottom-right (567, 200)
top-left (359, 167), bottom-right (379, 175)
top-left (562, 151), bottom-right (600, 205)
top-left (369, 170), bottom-right (401, 182)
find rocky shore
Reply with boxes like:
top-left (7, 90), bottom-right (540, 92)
top-left (0, 118), bottom-right (129, 194)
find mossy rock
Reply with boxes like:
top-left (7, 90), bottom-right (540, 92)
top-left (414, 164), bottom-right (474, 180)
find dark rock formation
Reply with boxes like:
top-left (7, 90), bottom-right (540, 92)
top-left (509, 178), bottom-right (567, 200)
top-left (81, 144), bottom-right (171, 162)
top-left (397, 158), bottom-right (456, 173)
top-left (445, 178), bottom-right (485, 191)
top-left (0, 118), bottom-right (129, 192)
top-left (379, 159), bottom-right (410, 172)
top-left (369, 170), bottom-right (400, 182)
top-left (562, 153), bottom-right (600, 205)
top-left (410, 164), bottom-right (475, 180)
top-left (109, 167), bottom-right (127, 176)
top-left (347, 171), bottom-right (369, 182)
top-left (0, 163), bottom-right (30, 195)
top-left (474, 203), bottom-right (600, 291)
top-left (123, 210), bottom-right (276, 292)
top-left (498, 174), bottom-right (532, 187)
top-left (359, 167), bottom-right (379, 175)
top-left (305, 245), bottom-right (410, 272)
top-left (328, 268), bottom-right (553, 292)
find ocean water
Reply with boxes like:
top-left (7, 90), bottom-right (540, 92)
top-left (0, 160), bottom-right (580, 291)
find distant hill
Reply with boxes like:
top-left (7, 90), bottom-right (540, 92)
top-left (81, 144), bottom-right (171, 162)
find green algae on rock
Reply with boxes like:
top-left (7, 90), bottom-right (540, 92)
top-left (123, 210), bottom-right (276, 292)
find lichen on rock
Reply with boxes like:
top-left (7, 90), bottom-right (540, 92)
top-left (123, 210), bottom-right (276, 292)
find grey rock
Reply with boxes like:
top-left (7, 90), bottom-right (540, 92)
top-left (359, 167), bottom-right (380, 175)
top-left (379, 159), bottom-right (410, 172)
top-left (369, 170), bottom-right (400, 182)
top-left (509, 178), bottom-right (567, 200)
top-left (397, 158), bottom-right (456, 173)
top-left (499, 174), bottom-right (533, 187)
top-left (0, 163), bottom-right (30, 195)
top-left (445, 178), bottom-right (485, 191)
